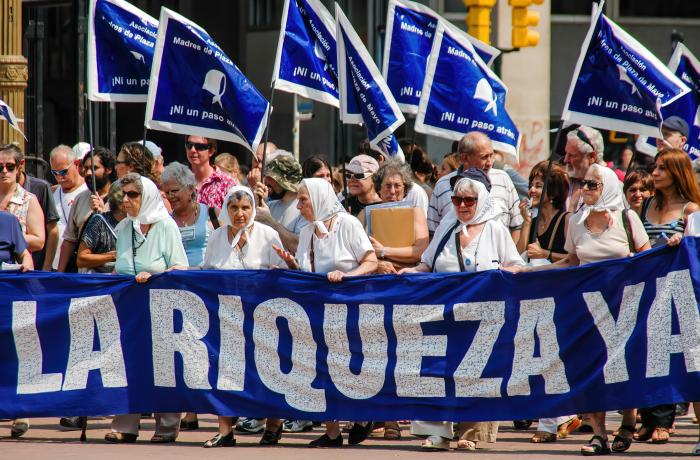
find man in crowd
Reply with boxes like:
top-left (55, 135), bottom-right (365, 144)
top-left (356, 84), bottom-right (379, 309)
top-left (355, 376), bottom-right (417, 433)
top-left (428, 131), bottom-right (523, 241)
top-left (563, 125), bottom-right (604, 212)
top-left (247, 141), bottom-right (278, 189)
top-left (50, 145), bottom-right (87, 270)
top-left (185, 134), bottom-right (236, 209)
top-left (656, 115), bottom-right (688, 151)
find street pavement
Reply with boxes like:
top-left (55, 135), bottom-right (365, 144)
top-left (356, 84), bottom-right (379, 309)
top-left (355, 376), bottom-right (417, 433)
top-left (1, 413), bottom-right (698, 459)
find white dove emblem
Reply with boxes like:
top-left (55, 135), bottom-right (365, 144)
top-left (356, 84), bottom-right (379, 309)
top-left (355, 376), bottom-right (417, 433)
top-left (617, 65), bottom-right (639, 96)
top-left (130, 51), bottom-right (146, 64)
top-left (314, 41), bottom-right (329, 72)
top-left (474, 79), bottom-right (497, 116)
top-left (202, 70), bottom-right (227, 109)
top-left (694, 106), bottom-right (700, 128)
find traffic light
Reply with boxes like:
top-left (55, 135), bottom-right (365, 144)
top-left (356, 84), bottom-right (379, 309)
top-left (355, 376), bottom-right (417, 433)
top-left (464, 0), bottom-right (496, 45)
top-left (510, 0), bottom-right (544, 48)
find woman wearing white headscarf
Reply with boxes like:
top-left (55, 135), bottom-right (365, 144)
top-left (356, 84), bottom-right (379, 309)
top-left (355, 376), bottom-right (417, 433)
top-left (106, 173), bottom-right (188, 444)
top-left (274, 178), bottom-right (377, 448)
top-left (399, 175), bottom-right (524, 451)
top-left (506, 163), bottom-right (650, 455)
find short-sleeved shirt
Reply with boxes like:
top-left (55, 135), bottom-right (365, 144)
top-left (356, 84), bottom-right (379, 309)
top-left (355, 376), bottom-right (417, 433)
top-left (53, 183), bottom-right (89, 268)
top-left (0, 211), bottom-right (28, 264)
top-left (23, 175), bottom-right (60, 269)
top-left (342, 195), bottom-right (382, 218)
top-left (268, 198), bottom-right (308, 234)
top-left (63, 188), bottom-right (104, 243)
top-left (296, 212), bottom-right (373, 274)
top-left (197, 167), bottom-right (237, 209)
top-left (202, 222), bottom-right (285, 269)
top-left (565, 209), bottom-right (649, 266)
top-left (80, 212), bottom-right (119, 273)
top-left (114, 218), bottom-right (189, 275)
top-left (405, 183), bottom-right (429, 217)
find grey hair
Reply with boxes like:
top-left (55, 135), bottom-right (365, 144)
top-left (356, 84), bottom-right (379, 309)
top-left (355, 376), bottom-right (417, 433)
top-left (226, 190), bottom-right (253, 206)
top-left (373, 159), bottom-right (413, 195)
top-left (161, 161), bottom-right (196, 189)
top-left (49, 144), bottom-right (76, 161)
top-left (453, 177), bottom-right (481, 196)
top-left (566, 126), bottom-right (604, 158)
top-left (119, 172), bottom-right (143, 193)
top-left (457, 131), bottom-right (491, 156)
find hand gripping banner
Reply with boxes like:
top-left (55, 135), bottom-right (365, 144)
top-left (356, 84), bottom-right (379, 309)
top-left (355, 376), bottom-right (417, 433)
top-left (88, 0), bottom-right (159, 102)
top-left (145, 8), bottom-right (270, 152)
top-left (2, 239), bottom-right (700, 421)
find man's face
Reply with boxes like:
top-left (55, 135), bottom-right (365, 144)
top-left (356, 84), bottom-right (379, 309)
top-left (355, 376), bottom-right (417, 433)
top-left (185, 136), bottom-right (214, 167)
top-left (83, 155), bottom-right (111, 192)
top-left (656, 128), bottom-right (686, 150)
top-left (50, 152), bottom-right (81, 191)
top-left (564, 140), bottom-right (594, 179)
top-left (263, 176), bottom-right (286, 200)
top-left (462, 141), bottom-right (494, 172)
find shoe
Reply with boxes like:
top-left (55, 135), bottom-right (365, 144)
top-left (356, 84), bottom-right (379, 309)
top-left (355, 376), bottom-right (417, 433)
top-left (203, 432), bottom-right (236, 448)
top-left (150, 434), bottom-right (177, 443)
top-left (283, 419), bottom-right (314, 432)
top-left (259, 425), bottom-right (283, 445)
top-left (421, 435), bottom-right (450, 451)
top-left (581, 435), bottom-right (611, 456)
top-left (309, 433), bottom-right (343, 448)
top-left (611, 425), bottom-right (635, 453)
top-left (348, 422), bottom-right (374, 445)
top-left (513, 420), bottom-right (533, 430)
top-left (180, 419), bottom-right (199, 430)
top-left (235, 417), bottom-right (266, 434)
top-left (104, 432), bottom-right (137, 443)
top-left (60, 416), bottom-right (86, 431)
top-left (383, 422), bottom-right (401, 440)
top-left (530, 431), bottom-right (557, 443)
top-left (558, 416), bottom-right (582, 439)
top-left (10, 421), bottom-right (29, 439)
top-left (676, 403), bottom-right (690, 416)
top-left (633, 426), bottom-right (654, 442)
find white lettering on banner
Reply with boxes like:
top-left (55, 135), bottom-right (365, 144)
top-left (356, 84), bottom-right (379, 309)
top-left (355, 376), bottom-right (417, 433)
top-left (129, 21), bottom-right (157, 39)
top-left (400, 21), bottom-right (424, 36)
top-left (347, 56), bottom-right (371, 90)
top-left (583, 283), bottom-right (644, 384)
top-left (646, 270), bottom-right (700, 377)
top-left (173, 36), bottom-right (201, 51)
top-left (62, 296), bottom-right (127, 391)
top-left (507, 298), bottom-right (570, 396)
top-left (217, 296), bottom-right (245, 391)
top-left (446, 46), bottom-right (472, 62)
top-left (453, 302), bottom-right (505, 397)
top-left (253, 298), bottom-right (326, 412)
top-left (150, 289), bottom-right (212, 389)
top-left (393, 305), bottom-right (447, 397)
top-left (324, 304), bottom-right (388, 399)
top-left (12, 301), bottom-right (63, 394)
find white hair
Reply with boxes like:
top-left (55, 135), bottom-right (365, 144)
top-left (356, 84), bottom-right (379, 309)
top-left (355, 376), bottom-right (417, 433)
top-left (566, 126), bottom-right (604, 158)
top-left (453, 177), bottom-right (480, 196)
top-left (161, 161), bottom-right (196, 189)
top-left (49, 144), bottom-right (76, 162)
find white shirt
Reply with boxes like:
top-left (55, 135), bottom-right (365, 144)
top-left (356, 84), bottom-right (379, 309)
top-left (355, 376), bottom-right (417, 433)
top-left (268, 198), bottom-right (308, 234)
top-left (296, 212), bottom-right (373, 274)
top-left (405, 183), bottom-right (429, 217)
top-left (53, 183), bottom-right (88, 268)
top-left (202, 222), bottom-right (285, 270)
top-left (422, 219), bottom-right (524, 273)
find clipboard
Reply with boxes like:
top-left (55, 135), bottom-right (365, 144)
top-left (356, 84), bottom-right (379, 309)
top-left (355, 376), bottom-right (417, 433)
top-left (366, 201), bottom-right (415, 247)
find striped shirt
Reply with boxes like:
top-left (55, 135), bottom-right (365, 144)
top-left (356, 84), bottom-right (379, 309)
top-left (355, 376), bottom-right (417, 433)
top-left (640, 198), bottom-right (687, 247)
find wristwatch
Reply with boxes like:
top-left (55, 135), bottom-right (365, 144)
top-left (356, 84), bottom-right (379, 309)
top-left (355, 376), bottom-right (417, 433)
top-left (379, 248), bottom-right (386, 259)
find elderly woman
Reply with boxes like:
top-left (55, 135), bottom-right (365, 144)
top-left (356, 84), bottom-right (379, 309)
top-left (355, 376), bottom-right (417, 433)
top-left (399, 174), bottom-right (524, 451)
top-left (623, 169), bottom-right (654, 216)
top-left (275, 178), bottom-right (378, 448)
top-left (76, 181), bottom-right (126, 273)
top-left (197, 186), bottom-right (285, 448)
top-left (106, 173), bottom-right (188, 444)
top-left (507, 163), bottom-right (651, 455)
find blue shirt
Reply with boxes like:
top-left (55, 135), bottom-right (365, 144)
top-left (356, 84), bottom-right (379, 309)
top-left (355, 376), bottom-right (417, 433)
top-left (0, 211), bottom-right (28, 265)
top-left (178, 203), bottom-right (211, 267)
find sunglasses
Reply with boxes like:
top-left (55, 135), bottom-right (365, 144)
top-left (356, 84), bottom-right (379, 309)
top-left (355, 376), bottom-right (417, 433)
top-left (0, 162), bottom-right (17, 172)
top-left (451, 196), bottom-right (478, 207)
top-left (124, 190), bottom-right (142, 199)
top-left (51, 167), bottom-right (71, 176)
top-left (185, 141), bottom-right (211, 152)
top-left (581, 179), bottom-right (602, 190)
top-left (345, 171), bottom-right (372, 180)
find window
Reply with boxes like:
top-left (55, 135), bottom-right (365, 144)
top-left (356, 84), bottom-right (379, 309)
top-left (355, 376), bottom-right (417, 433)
top-left (619, 0), bottom-right (700, 18)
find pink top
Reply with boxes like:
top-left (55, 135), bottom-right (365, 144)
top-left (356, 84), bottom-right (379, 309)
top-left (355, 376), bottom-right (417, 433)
top-left (196, 167), bottom-right (237, 209)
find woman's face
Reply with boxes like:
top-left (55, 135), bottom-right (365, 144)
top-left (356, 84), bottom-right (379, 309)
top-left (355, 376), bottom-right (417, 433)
top-left (438, 158), bottom-right (454, 179)
top-left (452, 190), bottom-right (479, 223)
top-left (161, 180), bottom-right (193, 213)
top-left (581, 170), bottom-right (603, 206)
top-left (380, 173), bottom-right (405, 202)
top-left (121, 183), bottom-right (142, 217)
top-left (347, 171), bottom-right (374, 196)
top-left (313, 166), bottom-right (332, 184)
top-left (0, 152), bottom-right (19, 187)
top-left (625, 180), bottom-right (651, 211)
top-left (115, 150), bottom-right (133, 179)
top-left (528, 175), bottom-right (544, 207)
top-left (651, 157), bottom-right (673, 190)
top-left (227, 195), bottom-right (253, 232)
top-left (296, 186), bottom-right (315, 222)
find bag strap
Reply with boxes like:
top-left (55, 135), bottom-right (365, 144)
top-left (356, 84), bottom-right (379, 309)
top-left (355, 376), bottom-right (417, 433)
top-left (454, 231), bottom-right (466, 272)
top-left (208, 207), bottom-right (220, 229)
top-left (546, 211), bottom-right (568, 252)
top-left (621, 209), bottom-right (635, 253)
top-left (431, 221), bottom-right (461, 272)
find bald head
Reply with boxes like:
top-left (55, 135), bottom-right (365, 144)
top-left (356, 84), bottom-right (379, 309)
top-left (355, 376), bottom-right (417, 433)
top-left (457, 132), bottom-right (494, 172)
top-left (255, 141), bottom-right (278, 168)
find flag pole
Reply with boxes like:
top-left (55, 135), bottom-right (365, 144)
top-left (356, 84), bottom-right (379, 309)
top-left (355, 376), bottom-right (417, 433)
top-left (86, 96), bottom-right (97, 194)
top-left (260, 88), bottom-right (276, 180)
top-left (339, 116), bottom-right (349, 205)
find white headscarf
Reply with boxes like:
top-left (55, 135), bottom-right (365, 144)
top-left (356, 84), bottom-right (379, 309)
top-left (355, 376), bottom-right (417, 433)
top-left (301, 177), bottom-right (345, 237)
top-left (219, 185), bottom-right (256, 248)
top-left (125, 176), bottom-right (170, 236)
top-left (453, 178), bottom-right (501, 230)
top-left (577, 163), bottom-right (625, 224)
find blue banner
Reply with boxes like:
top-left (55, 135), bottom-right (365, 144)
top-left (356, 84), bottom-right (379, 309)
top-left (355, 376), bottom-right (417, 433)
top-left (88, 0), bottom-right (158, 103)
top-left (2, 239), bottom-right (700, 421)
top-left (562, 5), bottom-right (689, 137)
top-left (145, 8), bottom-right (270, 153)
top-left (0, 97), bottom-right (26, 140)
top-left (382, 0), bottom-right (499, 115)
top-left (272, 0), bottom-right (339, 107)
top-left (336, 4), bottom-right (405, 152)
top-left (415, 21), bottom-right (520, 158)
top-left (637, 43), bottom-right (700, 160)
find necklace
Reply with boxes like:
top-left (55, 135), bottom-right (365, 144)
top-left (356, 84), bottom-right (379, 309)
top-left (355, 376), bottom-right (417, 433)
top-left (174, 202), bottom-right (198, 226)
top-left (584, 216), bottom-right (608, 235)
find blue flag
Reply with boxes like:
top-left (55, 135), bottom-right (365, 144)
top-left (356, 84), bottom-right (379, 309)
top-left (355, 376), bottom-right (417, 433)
top-left (145, 8), bottom-right (270, 152)
top-left (336, 4), bottom-right (405, 155)
top-left (88, 0), bottom-right (158, 103)
top-left (272, 0), bottom-right (339, 107)
top-left (415, 21), bottom-right (520, 158)
top-left (562, 4), bottom-right (689, 138)
top-left (636, 43), bottom-right (700, 160)
top-left (382, 0), bottom-right (500, 115)
top-left (0, 98), bottom-right (26, 140)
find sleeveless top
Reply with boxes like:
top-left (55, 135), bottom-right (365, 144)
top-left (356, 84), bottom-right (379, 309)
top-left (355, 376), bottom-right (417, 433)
top-left (3, 185), bottom-right (32, 232)
top-left (640, 197), bottom-right (687, 246)
top-left (178, 203), bottom-right (211, 267)
top-left (528, 209), bottom-right (570, 257)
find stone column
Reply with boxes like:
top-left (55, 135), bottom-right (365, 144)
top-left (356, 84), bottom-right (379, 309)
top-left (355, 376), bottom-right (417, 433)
top-left (0, 0), bottom-right (28, 146)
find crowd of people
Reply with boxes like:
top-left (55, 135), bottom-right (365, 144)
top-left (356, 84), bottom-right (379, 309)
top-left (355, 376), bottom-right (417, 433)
top-left (2, 117), bottom-right (700, 455)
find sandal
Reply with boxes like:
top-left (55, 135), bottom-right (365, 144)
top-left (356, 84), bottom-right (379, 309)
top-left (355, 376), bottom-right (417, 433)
top-left (633, 426), bottom-right (654, 442)
top-left (421, 435), bottom-right (450, 451)
top-left (259, 424), bottom-right (283, 445)
top-left (651, 427), bottom-right (670, 444)
top-left (150, 434), bottom-right (176, 443)
top-left (203, 432), bottom-right (236, 448)
top-left (10, 421), bottom-right (29, 439)
top-left (581, 435), bottom-right (611, 456)
top-left (558, 417), bottom-right (582, 439)
top-left (530, 431), bottom-right (557, 443)
top-left (611, 425), bottom-right (635, 452)
top-left (104, 431), bottom-right (138, 443)
top-left (457, 439), bottom-right (477, 450)
top-left (383, 426), bottom-right (401, 440)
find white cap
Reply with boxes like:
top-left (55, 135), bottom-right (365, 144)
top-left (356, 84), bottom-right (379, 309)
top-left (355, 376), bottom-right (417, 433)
top-left (72, 142), bottom-right (91, 160)
top-left (133, 140), bottom-right (162, 158)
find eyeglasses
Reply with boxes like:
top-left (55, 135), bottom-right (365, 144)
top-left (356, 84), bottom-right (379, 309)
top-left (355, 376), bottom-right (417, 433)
top-left (581, 179), bottom-right (602, 190)
top-left (0, 162), bottom-right (17, 172)
top-left (115, 159), bottom-right (129, 165)
top-left (185, 141), bottom-right (211, 151)
top-left (345, 172), bottom-right (372, 180)
top-left (576, 129), bottom-right (596, 152)
top-left (51, 167), bottom-right (71, 176)
top-left (163, 188), bottom-right (181, 196)
top-left (451, 196), bottom-right (478, 207)
top-left (124, 190), bottom-right (142, 199)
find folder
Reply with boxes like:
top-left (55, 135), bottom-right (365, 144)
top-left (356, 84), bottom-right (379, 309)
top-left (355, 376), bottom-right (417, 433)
top-left (369, 207), bottom-right (415, 247)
